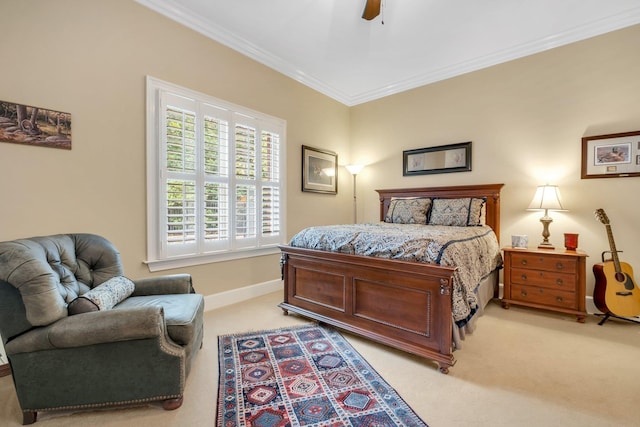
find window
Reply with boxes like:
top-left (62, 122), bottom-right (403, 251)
top-left (146, 77), bottom-right (286, 271)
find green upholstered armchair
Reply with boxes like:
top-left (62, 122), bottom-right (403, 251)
top-left (0, 234), bottom-right (204, 425)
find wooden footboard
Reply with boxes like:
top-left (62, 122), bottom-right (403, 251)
top-left (279, 246), bottom-right (457, 373)
top-left (279, 184), bottom-right (503, 373)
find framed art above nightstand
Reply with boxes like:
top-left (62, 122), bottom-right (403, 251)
top-left (502, 247), bottom-right (588, 322)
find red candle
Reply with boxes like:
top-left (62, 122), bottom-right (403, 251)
top-left (564, 233), bottom-right (579, 250)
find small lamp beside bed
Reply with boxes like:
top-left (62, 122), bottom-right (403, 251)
top-left (527, 184), bottom-right (567, 249)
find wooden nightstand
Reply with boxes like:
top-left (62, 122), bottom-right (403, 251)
top-left (502, 247), bottom-right (588, 322)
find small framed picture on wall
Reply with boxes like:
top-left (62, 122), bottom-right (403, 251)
top-left (301, 145), bottom-right (338, 194)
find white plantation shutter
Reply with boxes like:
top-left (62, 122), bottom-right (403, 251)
top-left (234, 121), bottom-right (257, 247)
top-left (162, 94), bottom-right (198, 256)
top-left (146, 77), bottom-right (286, 268)
top-left (261, 130), bottom-right (281, 244)
top-left (201, 104), bottom-right (231, 253)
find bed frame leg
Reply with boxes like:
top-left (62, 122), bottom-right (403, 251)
top-left (438, 364), bottom-right (450, 374)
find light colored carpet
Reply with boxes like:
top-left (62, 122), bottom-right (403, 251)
top-left (1, 291), bottom-right (639, 426)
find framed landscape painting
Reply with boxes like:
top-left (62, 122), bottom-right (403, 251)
top-left (0, 100), bottom-right (72, 150)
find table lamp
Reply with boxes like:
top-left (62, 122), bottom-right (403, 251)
top-left (527, 184), bottom-right (567, 249)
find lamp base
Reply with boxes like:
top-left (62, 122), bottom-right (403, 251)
top-left (537, 242), bottom-right (555, 250)
top-left (538, 215), bottom-right (554, 250)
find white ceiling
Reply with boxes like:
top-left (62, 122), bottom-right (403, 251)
top-left (137, 0), bottom-right (640, 106)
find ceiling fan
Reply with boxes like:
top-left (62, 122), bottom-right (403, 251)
top-left (362, 0), bottom-right (381, 21)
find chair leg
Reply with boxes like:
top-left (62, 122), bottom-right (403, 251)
top-left (161, 396), bottom-right (183, 410)
top-left (22, 411), bottom-right (37, 425)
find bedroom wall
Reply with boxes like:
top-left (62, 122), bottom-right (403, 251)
top-left (1, 1), bottom-right (639, 303)
top-left (0, 0), bottom-right (352, 296)
top-left (350, 24), bottom-right (640, 296)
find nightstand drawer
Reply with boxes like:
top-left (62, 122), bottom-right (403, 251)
top-left (511, 253), bottom-right (577, 273)
top-left (511, 284), bottom-right (577, 310)
top-left (510, 267), bottom-right (576, 292)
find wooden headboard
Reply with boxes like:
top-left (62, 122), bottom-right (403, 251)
top-left (376, 183), bottom-right (504, 240)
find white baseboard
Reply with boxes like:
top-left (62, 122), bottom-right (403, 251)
top-left (204, 279), bottom-right (282, 311)
top-left (585, 296), bottom-right (600, 315)
top-left (208, 282), bottom-right (640, 322)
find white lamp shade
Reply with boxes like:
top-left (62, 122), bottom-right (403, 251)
top-left (527, 185), bottom-right (567, 211)
top-left (345, 164), bottom-right (365, 175)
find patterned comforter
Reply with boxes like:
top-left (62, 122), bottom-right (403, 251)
top-left (289, 222), bottom-right (503, 326)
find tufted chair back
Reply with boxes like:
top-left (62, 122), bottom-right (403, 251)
top-left (0, 233), bottom-right (204, 424)
top-left (0, 234), bottom-right (123, 335)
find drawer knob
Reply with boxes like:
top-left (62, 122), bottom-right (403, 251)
top-left (521, 274), bottom-right (527, 281)
top-left (556, 278), bottom-right (563, 285)
top-left (556, 296), bottom-right (563, 302)
top-left (521, 290), bottom-right (528, 297)
top-left (556, 262), bottom-right (564, 270)
top-left (521, 259), bottom-right (528, 266)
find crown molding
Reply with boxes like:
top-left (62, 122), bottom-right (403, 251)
top-left (349, 7), bottom-right (640, 105)
top-left (136, 0), bottom-right (353, 104)
top-left (137, 0), bottom-right (640, 107)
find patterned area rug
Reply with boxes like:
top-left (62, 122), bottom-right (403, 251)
top-left (217, 324), bottom-right (428, 427)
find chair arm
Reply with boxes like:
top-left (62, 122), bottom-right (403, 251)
top-left (132, 273), bottom-right (194, 296)
top-left (5, 306), bottom-right (168, 355)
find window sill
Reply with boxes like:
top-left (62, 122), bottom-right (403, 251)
top-left (145, 246), bottom-right (282, 272)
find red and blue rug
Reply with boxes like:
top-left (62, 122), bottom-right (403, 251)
top-left (217, 324), bottom-right (429, 427)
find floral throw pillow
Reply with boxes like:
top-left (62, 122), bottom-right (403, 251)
top-left (67, 276), bottom-right (135, 315)
top-left (428, 197), bottom-right (486, 226)
top-left (384, 197), bottom-right (432, 224)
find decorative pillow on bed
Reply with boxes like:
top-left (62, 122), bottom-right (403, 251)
top-left (428, 197), bottom-right (486, 226)
top-left (384, 197), bottom-right (432, 224)
top-left (67, 276), bottom-right (135, 315)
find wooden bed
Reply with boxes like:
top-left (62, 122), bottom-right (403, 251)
top-left (279, 183), bottom-right (503, 373)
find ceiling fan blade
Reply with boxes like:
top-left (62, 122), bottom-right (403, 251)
top-left (362, 0), bottom-right (381, 20)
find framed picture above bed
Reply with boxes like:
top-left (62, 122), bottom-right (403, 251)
top-left (403, 141), bottom-right (472, 176)
top-left (302, 145), bottom-right (338, 194)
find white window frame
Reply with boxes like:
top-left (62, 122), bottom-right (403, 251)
top-left (145, 76), bottom-right (287, 271)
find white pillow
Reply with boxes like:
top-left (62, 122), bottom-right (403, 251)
top-left (67, 276), bottom-right (135, 315)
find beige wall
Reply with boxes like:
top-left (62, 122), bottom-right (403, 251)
top-left (1, 1), bottom-right (639, 298)
top-left (351, 24), bottom-right (640, 295)
top-left (0, 0), bottom-right (352, 296)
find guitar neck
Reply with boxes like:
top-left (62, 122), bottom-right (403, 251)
top-left (605, 224), bottom-right (623, 273)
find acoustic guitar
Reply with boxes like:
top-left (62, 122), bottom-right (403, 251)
top-left (593, 208), bottom-right (640, 318)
